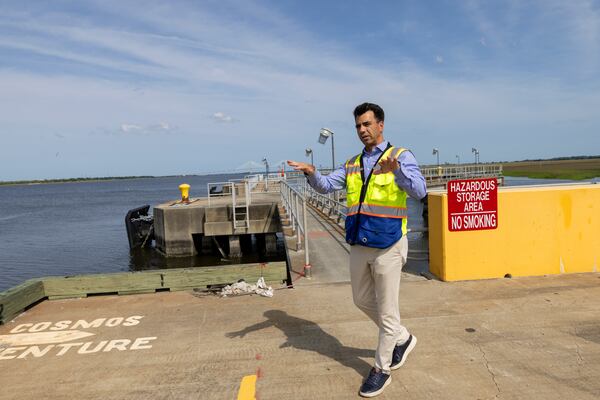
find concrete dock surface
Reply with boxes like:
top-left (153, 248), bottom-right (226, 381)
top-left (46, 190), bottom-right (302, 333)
top-left (2, 197), bottom-right (599, 399)
top-left (2, 272), bottom-right (600, 399)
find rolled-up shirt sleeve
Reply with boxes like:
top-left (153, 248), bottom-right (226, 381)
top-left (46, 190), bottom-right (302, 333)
top-left (306, 165), bottom-right (346, 194)
top-left (394, 151), bottom-right (427, 199)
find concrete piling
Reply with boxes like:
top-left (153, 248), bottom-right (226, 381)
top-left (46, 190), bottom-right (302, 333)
top-left (265, 233), bottom-right (278, 255)
top-left (228, 235), bottom-right (241, 258)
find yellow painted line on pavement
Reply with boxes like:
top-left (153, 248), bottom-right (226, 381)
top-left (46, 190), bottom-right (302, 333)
top-left (237, 374), bottom-right (257, 400)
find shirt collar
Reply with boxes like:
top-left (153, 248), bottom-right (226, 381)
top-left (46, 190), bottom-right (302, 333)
top-left (363, 141), bottom-right (389, 156)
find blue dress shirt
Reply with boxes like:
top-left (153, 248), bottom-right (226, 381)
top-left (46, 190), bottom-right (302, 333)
top-left (307, 141), bottom-right (427, 199)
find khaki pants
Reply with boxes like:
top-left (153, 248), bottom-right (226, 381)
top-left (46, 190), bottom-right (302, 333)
top-left (349, 235), bottom-right (409, 373)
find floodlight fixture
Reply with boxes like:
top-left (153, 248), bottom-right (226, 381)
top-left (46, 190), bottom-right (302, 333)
top-left (318, 128), bottom-right (336, 170)
top-left (471, 147), bottom-right (479, 164)
top-left (432, 148), bottom-right (440, 166)
top-left (305, 148), bottom-right (314, 165)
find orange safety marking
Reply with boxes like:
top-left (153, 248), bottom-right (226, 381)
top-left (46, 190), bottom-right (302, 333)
top-left (308, 231), bottom-right (331, 238)
top-left (359, 211), bottom-right (405, 219)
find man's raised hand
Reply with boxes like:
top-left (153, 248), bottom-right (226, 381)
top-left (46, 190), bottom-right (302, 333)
top-left (376, 157), bottom-right (399, 174)
top-left (287, 160), bottom-right (315, 175)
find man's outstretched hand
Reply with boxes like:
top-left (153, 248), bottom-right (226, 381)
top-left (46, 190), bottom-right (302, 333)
top-left (287, 160), bottom-right (315, 175)
top-left (375, 157), bottom-right (399, 174)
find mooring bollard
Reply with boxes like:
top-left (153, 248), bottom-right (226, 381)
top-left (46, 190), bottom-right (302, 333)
top-left (179, 183), bottom-right (190, 203)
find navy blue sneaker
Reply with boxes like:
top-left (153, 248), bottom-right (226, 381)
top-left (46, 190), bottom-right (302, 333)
top-left (390, 334), bottom-right (417, 370)
top-left (359, 368), bottom-right (391, 397)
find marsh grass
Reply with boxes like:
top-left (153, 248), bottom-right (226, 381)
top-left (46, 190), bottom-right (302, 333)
top-left (502, 158), bottom-right (600, 180)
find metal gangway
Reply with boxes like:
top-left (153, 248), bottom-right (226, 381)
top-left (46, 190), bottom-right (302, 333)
top-left (278, 177), bottom-right (432, 277)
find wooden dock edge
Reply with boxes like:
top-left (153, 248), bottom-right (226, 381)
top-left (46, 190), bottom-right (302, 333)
top-left (0, 279), bottom-right (45, 325)
top-left (0, 261), bottom-right (289, 325)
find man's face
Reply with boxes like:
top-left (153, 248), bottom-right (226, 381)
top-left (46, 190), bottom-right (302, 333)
top-left (355, 110), bottom-right (384, 149)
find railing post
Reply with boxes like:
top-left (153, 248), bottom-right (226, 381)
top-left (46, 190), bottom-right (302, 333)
top-left (245, 180), bottom-right (250, 206)
top-left (295, 193), bottom-right (301, 249)
top-left (231, 182), bottom-right (236, 227)
top-left (290, 187), bottom-right (296, 233)
top-left (302, 188), bottom-right (311, 278)
top-left (207, 183), bottom-right (211, 206)
top-left (284, 184), bottom-right (289, 212)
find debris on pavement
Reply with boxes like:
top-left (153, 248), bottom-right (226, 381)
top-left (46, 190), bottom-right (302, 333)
top-left (220, 277), bottom-right (274, 298)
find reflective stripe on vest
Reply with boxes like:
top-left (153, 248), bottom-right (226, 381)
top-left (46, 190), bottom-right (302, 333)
top-left (347, 203), bottom-right (407, 218)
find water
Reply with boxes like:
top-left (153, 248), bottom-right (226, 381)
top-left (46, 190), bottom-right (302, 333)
top-left (0, 175), bottom-right (594, 292)
top-left (0, 174), bottom-right (284, 292)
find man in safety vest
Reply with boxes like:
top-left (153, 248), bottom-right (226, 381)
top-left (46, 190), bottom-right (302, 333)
top-left (287, 102), bottom-right (426, 397)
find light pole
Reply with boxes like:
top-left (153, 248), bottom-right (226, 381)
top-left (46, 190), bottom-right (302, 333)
top-left (472, 147), bottom-right (479, 164)
top-left (455, 155), bottom-right (460, 165)
top-left (305, 148), bottom-right (314, 165)
top-left (261, 157), bottom-right (269, 177)
top-left (318, 128), bottom-right (335, 170)
top-left (432, 148), bottom-right (439, 166)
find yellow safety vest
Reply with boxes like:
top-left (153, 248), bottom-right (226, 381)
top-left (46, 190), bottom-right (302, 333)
top-left (345, 145), bottom-right (408, 248)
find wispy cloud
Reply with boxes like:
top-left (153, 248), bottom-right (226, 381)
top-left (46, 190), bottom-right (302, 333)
top-left (211, 112), bottom-right (235, 123)
top-left (119, 122), bottom-right (174, 135)
top-left (120, 124), bottom-right (142, 133)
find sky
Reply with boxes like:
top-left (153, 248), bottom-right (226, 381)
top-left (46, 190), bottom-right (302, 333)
top-left (1, 0), bottom-right (599, 180)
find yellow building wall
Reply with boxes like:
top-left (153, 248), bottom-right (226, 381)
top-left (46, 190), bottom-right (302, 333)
top-left (428, 184), bottom-right (600, 281)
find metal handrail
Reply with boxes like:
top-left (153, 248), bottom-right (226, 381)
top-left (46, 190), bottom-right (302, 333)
top-left (288, 164), bottom-right (503, 182)
top-left (207, 174), bottom-right (284, 205)
top-left (207, 181), bottom-right (235, 207)
top-left (421, 164), bottom-right (502, 179)
top-left (280, 180), bottom-right (311, 277)
top-left (303, 183), bottom-right (347, 224)
top-left (206, 181), bottom-right (251, 229)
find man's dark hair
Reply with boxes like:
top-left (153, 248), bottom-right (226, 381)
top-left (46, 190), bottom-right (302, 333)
top-left (353, 102), bottom-right (385, 122)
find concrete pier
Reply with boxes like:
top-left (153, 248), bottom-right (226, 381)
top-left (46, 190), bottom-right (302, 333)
top-left (153, 193), bottom-right (282, 256)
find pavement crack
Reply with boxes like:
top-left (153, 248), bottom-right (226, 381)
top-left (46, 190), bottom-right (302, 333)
top-left (476, 343), bottom-right (501, 398)
top-left (575, 343), bottom-right (584, 364)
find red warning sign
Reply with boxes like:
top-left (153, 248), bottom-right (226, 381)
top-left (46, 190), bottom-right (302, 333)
top-left (447, 178), bottom-right (498, 232)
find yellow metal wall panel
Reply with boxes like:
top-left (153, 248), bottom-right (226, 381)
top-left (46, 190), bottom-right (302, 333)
top-left (426, 193), bottom-right (447, 281)
top-left (428, 185), bottom-right (600, 281)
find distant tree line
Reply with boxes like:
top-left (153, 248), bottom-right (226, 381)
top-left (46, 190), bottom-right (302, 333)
top-left (506, 155), bottom-right (600, 163)
top-left (0, 176), bottom-right (155, 186)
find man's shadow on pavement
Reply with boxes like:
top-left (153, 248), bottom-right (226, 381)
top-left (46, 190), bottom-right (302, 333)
top-left (226, 310), bottom-right (373, 376)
